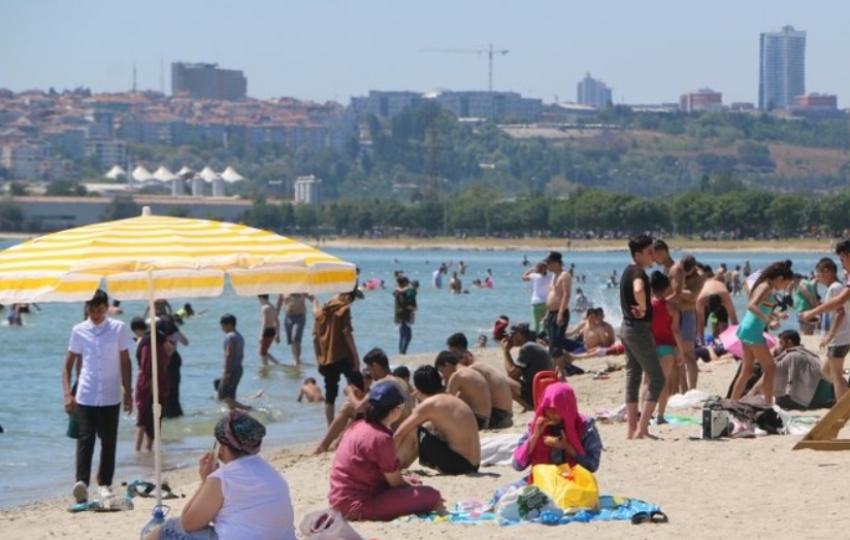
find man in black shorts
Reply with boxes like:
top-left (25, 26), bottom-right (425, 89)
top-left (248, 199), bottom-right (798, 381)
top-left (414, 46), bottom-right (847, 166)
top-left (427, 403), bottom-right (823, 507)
top-left (218, 314), bottom-right (251, 411)
top-left (394, 366), bottom-right (480, 475)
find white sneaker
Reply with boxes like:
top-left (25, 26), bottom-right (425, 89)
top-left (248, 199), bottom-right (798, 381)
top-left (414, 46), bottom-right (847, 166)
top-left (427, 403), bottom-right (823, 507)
top-left (98, 485), bottom-right (115, 501)
top-left (72, 481), bottom-right (88, 504)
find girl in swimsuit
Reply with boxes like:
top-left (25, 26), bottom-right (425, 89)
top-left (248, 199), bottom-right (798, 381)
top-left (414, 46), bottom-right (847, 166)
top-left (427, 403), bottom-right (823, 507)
top-left (730, 261), bottom-right (794, 404)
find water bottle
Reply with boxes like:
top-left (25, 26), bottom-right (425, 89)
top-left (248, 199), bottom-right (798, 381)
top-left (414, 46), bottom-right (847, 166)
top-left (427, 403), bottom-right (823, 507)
top-left (140, 505), bottom-right (169, 539)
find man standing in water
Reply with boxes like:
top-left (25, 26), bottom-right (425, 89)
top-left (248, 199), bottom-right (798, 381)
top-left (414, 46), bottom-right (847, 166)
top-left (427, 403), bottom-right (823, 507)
top-left (313, 291), bottom-right (365, 425)
top-left (620, 236), bottom-right (664, 439)
top-left (258, 294), bottom-right (281, 366)
top-left (276, 293), bottom-right (311, 366)
top-left (63, 289), bottom-right (134, 503)
top-left (544, 251), bottom-right (572, 350)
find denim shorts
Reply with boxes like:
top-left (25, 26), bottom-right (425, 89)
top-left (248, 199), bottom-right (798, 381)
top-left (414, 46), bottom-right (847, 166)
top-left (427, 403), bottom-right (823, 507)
top-left (158, 518), bottom-right (218, 540)
top-left (827, 344), bottom-right (850, 359)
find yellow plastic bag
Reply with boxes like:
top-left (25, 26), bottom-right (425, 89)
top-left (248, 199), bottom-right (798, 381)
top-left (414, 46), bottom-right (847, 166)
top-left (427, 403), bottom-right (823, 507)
top-left (531, 463), bottom-right (599, 511)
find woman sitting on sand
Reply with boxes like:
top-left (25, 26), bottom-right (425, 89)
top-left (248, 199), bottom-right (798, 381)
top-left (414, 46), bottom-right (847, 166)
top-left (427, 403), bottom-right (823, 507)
top-left (328, 381), bottom-right (443, 521)
top-left (513, 382), bottom-right (602, 473)
top-left (144, 411), bottom-right (296, 540)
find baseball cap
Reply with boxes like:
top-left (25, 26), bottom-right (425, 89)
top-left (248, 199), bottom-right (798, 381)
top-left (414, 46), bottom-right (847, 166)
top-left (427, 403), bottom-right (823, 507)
top-left (368, 381), bottom-right (407, 409)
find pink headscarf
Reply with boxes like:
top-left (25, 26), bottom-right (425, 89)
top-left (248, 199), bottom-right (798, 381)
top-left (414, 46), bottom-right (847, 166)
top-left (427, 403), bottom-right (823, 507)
top-left (529, 383), bottom-right (586, 466)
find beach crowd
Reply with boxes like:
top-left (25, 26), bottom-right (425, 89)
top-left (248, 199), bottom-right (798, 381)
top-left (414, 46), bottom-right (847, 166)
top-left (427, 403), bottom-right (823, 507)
top-left (49, 235), bottom-right (850, 539)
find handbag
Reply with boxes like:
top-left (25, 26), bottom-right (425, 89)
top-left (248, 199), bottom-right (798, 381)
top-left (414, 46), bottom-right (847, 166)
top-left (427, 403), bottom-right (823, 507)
top-left (531, 463), bottom-right (599, 511)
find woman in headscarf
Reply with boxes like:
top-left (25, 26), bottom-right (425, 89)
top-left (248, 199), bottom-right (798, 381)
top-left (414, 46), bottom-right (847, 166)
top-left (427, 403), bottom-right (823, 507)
top-left (512, 382), bottom-right (602, 473)
top-left (144, 411), bottom-right (296, 540)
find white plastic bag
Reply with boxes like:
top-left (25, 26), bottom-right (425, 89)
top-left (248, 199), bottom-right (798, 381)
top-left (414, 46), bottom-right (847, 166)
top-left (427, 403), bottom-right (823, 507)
top-left (299, 508), bottom-right (364, 540)
top-left (495, 485), bottom-right (563, 523)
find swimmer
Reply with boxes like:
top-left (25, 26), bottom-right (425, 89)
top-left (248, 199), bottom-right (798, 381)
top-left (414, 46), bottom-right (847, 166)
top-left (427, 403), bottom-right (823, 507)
top-left (297, 377), bottom-right (324, 403)
top-left (107, 300), bottom-right (123, 315)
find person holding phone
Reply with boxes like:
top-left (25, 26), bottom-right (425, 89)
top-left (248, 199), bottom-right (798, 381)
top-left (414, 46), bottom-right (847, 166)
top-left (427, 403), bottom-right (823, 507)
top-left (144, 411), bottom-right (296, 540)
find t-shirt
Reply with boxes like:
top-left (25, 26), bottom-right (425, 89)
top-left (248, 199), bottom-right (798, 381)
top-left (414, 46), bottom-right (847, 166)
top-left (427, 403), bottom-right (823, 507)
top-left (209, 455), bottom-right (296, 540)
top-left (224, 331), bottom-right (245, 370)
top-left (68, 317), bottom-right (134, 407)
top-left (529, 273), bottom-right (553, 305)
top-left (793, 280), bottom-right (818, 312)
top-left (328, 420), bottom-right (399, 508)
top-left (394, 286), bottom-right (417, 324)
top-left (620, 264), bottom-right (652, 322)
top-left (822, 281), bottom-right (850, 346)
top-left (651, 297), bottom-right (676, 347)
top-left (432, 269), bottom-right (443, 288)
top-left (516, 342), bottom-right (553, 398)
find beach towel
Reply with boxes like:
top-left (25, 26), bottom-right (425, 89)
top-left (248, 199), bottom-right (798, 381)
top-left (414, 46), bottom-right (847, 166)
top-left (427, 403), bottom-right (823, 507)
top-left (479, 434), bottom-right (521, 466)
top-left (400, 495), bottom-right (664, 526)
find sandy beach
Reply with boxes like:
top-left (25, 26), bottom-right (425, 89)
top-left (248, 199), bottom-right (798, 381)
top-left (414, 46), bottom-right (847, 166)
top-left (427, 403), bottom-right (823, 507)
top-left (3, 337), bottom-right (850, 540)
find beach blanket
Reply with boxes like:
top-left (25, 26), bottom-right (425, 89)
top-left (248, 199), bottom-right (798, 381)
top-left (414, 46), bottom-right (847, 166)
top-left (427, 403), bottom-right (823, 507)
top-left (401, 495), bottom-right (663, 526)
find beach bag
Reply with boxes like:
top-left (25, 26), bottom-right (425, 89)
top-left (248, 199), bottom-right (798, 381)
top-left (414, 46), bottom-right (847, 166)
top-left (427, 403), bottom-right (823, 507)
top-left (495, 485), bottom-right (562, 522)
top-left (299, 508), bottom-right (364, 540)
top-left (531, 463), bottom-right (599, 511)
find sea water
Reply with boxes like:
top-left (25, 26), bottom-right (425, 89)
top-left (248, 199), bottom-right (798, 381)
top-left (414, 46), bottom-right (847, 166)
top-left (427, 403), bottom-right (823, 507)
top-left (0, 240), bottom-right (824, 508)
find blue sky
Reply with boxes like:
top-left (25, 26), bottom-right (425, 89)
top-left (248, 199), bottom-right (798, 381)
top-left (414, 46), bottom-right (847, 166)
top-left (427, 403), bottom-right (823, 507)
top-left (2, 0), bottom-right (848, 106)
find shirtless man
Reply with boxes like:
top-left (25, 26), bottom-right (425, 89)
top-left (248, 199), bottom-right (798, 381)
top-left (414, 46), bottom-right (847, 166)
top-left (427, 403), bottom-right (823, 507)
top-left (696, 275), bottom-right (739, 344)
top-left (313, 348), bottom-right (409, 453)
top-left (654, 241), bottom-right (704, 390)
top-left (258, 294), bottom-right (280, 366)
top-left (446, 332), bottom-right (514, 429)
top-left (394, 365), bottom-right (481, 475)
top-left (566, 308), bottom-right (616, 350)
top-left (434, 351), bottom-right (492, 430)
top-left (544, 251), bottom-right (572, 351)
top-left (297, 377), bottom-right (324, 403)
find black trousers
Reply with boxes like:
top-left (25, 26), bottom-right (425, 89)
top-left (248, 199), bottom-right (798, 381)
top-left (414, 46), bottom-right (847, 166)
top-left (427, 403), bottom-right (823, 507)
top-left (75, 403), bottom-right (120, 487)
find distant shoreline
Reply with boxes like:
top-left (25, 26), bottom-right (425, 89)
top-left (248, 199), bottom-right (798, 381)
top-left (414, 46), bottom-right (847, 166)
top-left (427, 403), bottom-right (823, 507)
top-left (1, 231), bottom-right (835, 253)
top-left (316, 236), bottom-right (834, 253)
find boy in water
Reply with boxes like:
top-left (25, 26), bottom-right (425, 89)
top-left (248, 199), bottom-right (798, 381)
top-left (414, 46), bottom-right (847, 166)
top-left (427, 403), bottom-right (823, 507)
top-left (219, 314), bottom-right (251, 411)
top-left (297, 377), bottom-right (324, 403)
top-left (258, 295), bottom-right (280, 366)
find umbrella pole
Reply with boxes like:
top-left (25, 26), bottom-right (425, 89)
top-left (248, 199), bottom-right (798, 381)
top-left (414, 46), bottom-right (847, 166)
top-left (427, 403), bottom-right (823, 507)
top-left (147, 274), bottom-right (163, 508)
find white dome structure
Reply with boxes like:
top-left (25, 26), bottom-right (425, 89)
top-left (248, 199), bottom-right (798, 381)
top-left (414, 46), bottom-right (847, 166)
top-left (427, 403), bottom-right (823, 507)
top-left (104, 165), bottom-right (126, 180)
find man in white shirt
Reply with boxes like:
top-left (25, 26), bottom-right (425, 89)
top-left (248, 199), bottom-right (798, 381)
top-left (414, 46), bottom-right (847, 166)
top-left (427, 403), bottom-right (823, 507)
top-left (521, 261), bottom-right (552, 334)
top-left (62, 289), bottom-right (134, 503)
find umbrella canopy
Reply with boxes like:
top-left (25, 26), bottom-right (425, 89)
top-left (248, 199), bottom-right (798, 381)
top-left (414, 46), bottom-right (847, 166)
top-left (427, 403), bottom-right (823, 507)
top-left (198, 166), bottom-right (220, 182)
top-left (0, 207), bottom-right (356, 508)
top-left (221, 166), bottom-right (244, 183)
top-left (152, 166), bottom-right (178, 182)
top-left (131, 165), bottom-right (153, 182)
top-left (0, 207), bottom-right (355, 303)
top-left (718, 325), bottom-right (776, 359)
top-left (104, 165), bottom-right (126, 180)
top-left (176, 166), bottom-right (195, 178)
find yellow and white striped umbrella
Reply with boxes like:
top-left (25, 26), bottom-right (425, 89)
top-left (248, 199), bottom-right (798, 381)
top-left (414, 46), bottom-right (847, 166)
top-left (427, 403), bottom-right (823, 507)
top-left (0, 206), bottom-right (356, 303)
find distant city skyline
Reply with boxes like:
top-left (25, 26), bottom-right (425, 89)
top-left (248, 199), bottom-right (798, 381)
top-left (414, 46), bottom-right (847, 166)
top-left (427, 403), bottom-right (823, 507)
top-left (2, 1), bottom-right (849, 106)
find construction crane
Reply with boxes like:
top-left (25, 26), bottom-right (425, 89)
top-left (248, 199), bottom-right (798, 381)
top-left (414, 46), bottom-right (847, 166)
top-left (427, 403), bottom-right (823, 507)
top-left (421, 44), bottom-right (509, 93)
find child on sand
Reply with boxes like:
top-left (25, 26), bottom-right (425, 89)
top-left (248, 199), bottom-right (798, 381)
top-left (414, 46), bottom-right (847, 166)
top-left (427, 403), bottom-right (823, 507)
top-left (646, 271), bottom-right (684, 424)
top-left (297, 378), bottom-right (324, 403)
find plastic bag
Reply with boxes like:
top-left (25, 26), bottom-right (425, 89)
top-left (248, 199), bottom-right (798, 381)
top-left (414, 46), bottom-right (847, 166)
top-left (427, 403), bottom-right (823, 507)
top-left (495, 485), bottom-right (563, 522)
top-left (531, 463), bottom-right (599, 511)
top-left (299, 508), bottom-right (364, 540)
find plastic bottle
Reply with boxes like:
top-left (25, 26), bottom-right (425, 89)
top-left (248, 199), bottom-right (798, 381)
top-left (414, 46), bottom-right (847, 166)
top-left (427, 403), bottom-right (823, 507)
top-left (140, 505), bottom-right (169, 539)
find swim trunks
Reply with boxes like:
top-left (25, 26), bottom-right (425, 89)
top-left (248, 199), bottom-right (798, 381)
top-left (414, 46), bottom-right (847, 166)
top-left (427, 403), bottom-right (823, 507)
top-left (417, 427), bottom-right (479, 475)
top-left (488, 408), bottom-right (513, 429)
top-left (262, 327), bottom-right (276, 339)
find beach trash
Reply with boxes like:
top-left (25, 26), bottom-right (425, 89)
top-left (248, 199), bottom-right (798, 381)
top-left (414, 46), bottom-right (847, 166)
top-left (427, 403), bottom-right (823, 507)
top-left (300, 508), bottom-right (364, 540)
top-left (140, 505), bottom-right (169, 539)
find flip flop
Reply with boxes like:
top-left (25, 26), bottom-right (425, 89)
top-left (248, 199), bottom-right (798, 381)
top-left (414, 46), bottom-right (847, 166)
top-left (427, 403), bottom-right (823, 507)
top-left (631, 511), bottom-right (651, 525)
top-left (650, 511), bottom-right (669, 523)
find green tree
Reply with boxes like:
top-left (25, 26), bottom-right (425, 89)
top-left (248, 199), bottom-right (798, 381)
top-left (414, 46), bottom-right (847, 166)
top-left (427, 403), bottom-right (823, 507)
top-left (46, 181), bottom-right (87, 197)
top-left (766, 195), bottom-right (808, 237)
top-left (0, 199), bottom-right (24, 230)
top-left (102, 195), bottom-right (140, 221)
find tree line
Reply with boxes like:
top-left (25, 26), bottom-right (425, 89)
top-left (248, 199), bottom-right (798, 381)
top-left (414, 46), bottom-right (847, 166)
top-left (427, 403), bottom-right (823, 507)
top-left (239, 187), bottom-right (850, 239)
